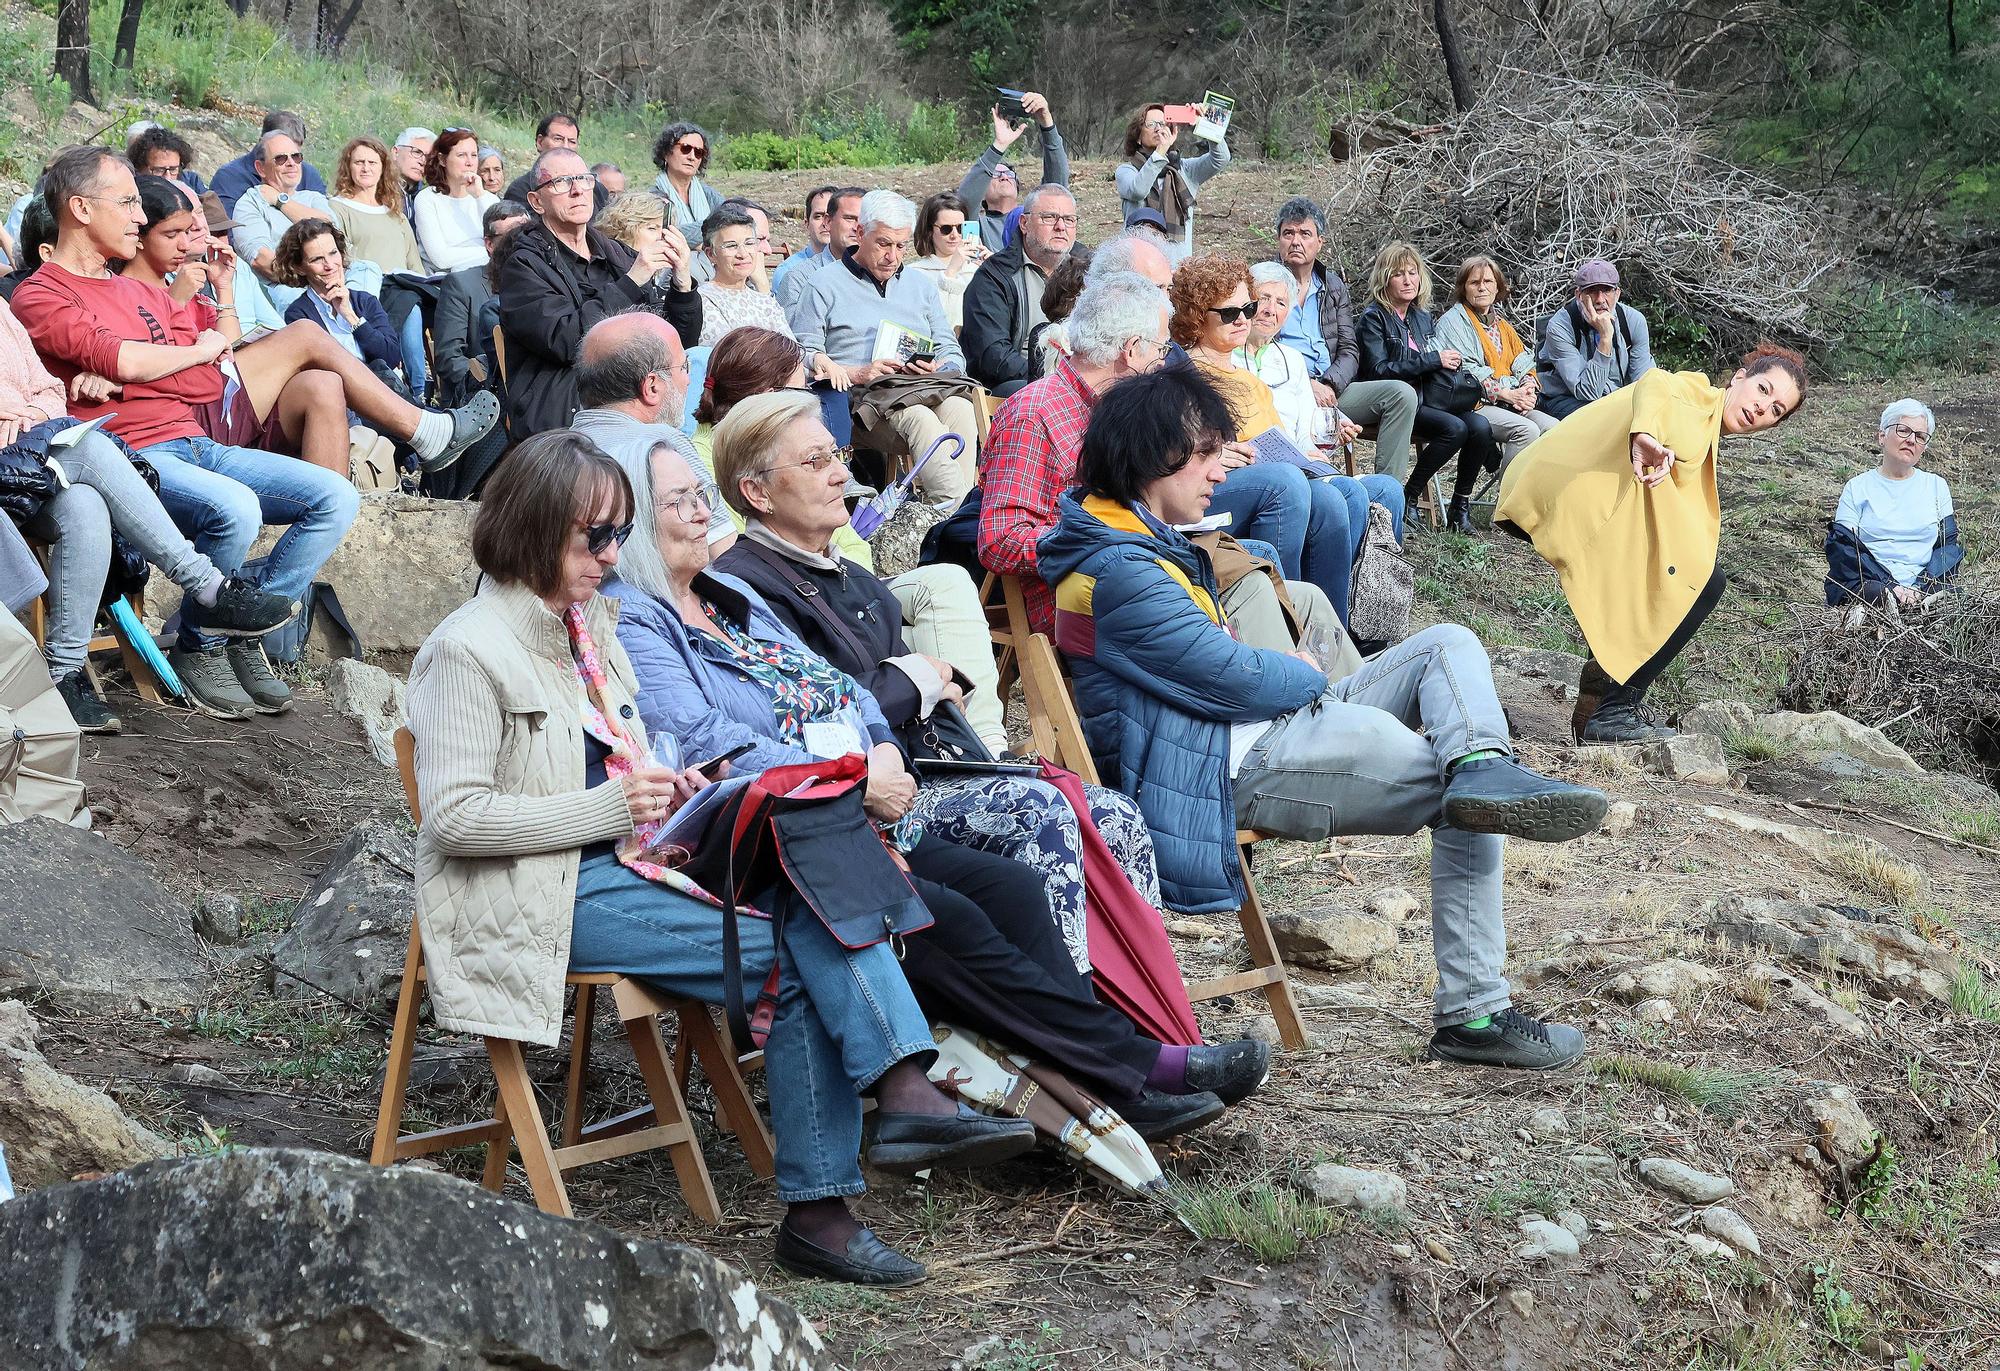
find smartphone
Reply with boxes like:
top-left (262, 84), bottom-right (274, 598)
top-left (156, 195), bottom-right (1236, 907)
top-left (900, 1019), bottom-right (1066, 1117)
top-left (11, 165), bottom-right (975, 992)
top-left (906, 352), bottom-right (936, 366)
top-left (690, 741), bottom-right (755, 774)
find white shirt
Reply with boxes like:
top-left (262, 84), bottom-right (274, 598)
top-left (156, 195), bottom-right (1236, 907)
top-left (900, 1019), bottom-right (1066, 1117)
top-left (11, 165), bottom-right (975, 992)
top-left (1237, 340), bottom-right (1328, 447)
top-left (1835, 467), bottom-right (1952, 586)
top-left (410, 187), bottom-right (497, 274)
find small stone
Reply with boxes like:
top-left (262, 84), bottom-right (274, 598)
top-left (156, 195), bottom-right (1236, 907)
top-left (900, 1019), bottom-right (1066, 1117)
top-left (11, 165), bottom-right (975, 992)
top-left (1600, 800), bottom-right (1638, 837)
top-left (1632, 997), bottom-right (1677, 1024)
top-left (165, 1063), bottom-right (229, 1088)
top-left (1366, 887), bottom-right (1421, 924)
top-left (1681, 1232), bottom-right (1734, 1259)
top-left (1605, 958), bottom-right (1720, 1004)
top-left (1555, 1209), bottom-right (1590, 1242)
top-left (1679, 700), bottom-right (1758, 740)
top-left (1268, 908), bottom-right (1398, 973)
top-left (1303, 1163), bottom-right (1409, 1218)
top-left (1387, 1242), bottom-right (1415, 1260)
top-left (1640, 733), bottom-right (1731, 785)
top-left (1526, 1105), bottom-right (1570, 1139)
top-left (1802, 1086), bottom-right (1880, 1171)
top-left (325, 659), bottom-right (407, 768)
top-left (1163, 918), bottom-right (1223, 940)
top-left (1699, 1206), bottom-right (1761, 1256)
top-left (1514, 1217), bottom-right (1581, 1261)
top-left (193, 892), bottom-right (244, 945)
top-left (1568, 1146), bottom-right (1619, 1177)
top-left (1638, 1158), bottom-right (1735, 1204)
top-left (1502, 1288), bottom-right (1535, 1317)
top-left (1423, 1236), bottom-right (1455, 1265)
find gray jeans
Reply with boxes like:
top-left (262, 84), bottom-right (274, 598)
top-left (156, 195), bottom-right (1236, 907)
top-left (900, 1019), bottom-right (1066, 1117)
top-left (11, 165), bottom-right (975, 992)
top-left (37, 429), bottom-right (220, 675)
top-left (1234, 623), bottom-right (1512, 1026)
top-left (1338, 379), bottom-right (1420, 482)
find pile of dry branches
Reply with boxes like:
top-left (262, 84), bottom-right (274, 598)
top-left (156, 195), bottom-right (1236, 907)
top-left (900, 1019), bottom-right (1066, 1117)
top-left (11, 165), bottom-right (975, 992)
top-left (1782, 587), bottom-right (2000, 782)
top-left (1325, 66), bottom-right (1839, 357)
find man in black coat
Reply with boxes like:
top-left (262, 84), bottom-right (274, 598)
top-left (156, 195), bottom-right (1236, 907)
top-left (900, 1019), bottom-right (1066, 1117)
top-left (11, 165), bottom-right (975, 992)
top-left (495, 150), bottom-right (700, 438)
top-left (960, 183), bottom-right (1076, 398)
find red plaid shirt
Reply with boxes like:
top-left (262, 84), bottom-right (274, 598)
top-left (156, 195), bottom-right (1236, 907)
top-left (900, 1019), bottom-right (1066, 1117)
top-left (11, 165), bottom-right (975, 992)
top-left (976, 358), bottom-right (1097, 634)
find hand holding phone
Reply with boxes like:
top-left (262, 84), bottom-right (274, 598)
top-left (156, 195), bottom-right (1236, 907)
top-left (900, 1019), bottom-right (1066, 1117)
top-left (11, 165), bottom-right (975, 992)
top-left (691, 741), bottom-right (755, 775)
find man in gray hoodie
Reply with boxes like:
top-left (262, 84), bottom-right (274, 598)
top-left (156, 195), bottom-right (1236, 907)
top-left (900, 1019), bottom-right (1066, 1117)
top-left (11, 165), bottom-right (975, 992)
top-left (956, 93), bottom-right (1069, 247)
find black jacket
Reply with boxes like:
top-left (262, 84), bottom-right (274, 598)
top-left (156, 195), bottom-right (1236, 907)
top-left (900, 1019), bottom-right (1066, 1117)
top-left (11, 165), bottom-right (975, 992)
top-left (283, 288), bottom-right (402, 372)
top-left (960, 237), bottom-right (1038, 396)
top-left (1355, 301), bottom-right (1445, 385)
top-left (432, 265), bottom-right (494, 408)
top-left (3, 418), bottom-right (153, 601)
top-left (494, 220), bottom-right (700, 438)
top-left (1824, 516), bottom-right (1962, 605)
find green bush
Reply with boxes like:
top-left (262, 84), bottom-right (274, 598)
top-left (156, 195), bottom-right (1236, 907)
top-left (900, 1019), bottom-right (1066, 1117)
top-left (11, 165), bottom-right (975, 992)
top-left (1811, 279), bottom-right (2000, 380)
top-left (719, 130), bottom-right (864, 172)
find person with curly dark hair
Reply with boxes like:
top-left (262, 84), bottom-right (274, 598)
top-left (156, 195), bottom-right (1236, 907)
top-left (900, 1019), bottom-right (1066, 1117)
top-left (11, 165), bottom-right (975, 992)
top-left (127, 125), bottom-right (203, 192)
top-left (650, 121), bottom-right (722, 234)
top-left (1497, 342), bottom-right (1808, 742)
top-left (273, 219), bottom-right (403, 376)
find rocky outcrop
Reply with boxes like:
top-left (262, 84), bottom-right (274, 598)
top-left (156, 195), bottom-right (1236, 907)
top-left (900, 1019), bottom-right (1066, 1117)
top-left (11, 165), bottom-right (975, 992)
top-left (1758, 710), bottom-right (1921, 773)
top-left (1268, 907), bottom-right (1398, 973)
top-left (1707, 895), bottom-right (1958, 1004)
top-left (0, 818), bottom-right (204, 1012)
top-left (270, 818), bottom-right (416, 1014)
top-left (0, 1148), bottom-right (822, 1370)
top-left (327, 659), bottom-right (408, 768)
top-left (0, 1001), bottom-right (172, 1192)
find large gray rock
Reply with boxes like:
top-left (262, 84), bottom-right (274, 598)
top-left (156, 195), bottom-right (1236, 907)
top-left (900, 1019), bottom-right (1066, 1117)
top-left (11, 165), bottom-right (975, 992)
top-left (0, 1001), bottom-right (172, 1191)
top-left (1759, 710), bottom-right (1921, 773)
top-left (271, 819), bottom-right (416, 1013)
top-left (327, 659), bottom-right (408, 768)
top-left (1304, 1162), bottom-right (1409, 1217)
top-left (1679, 700), bottom-right (1758, 740)
top-left (1707, 895), bottom-right (1957, 1003)
top-left (0, 818), bottom-right (204, 1012)
top-left (1268, 907), bottom-right (1398, 973)
top-left (1487, 646), bottom-right (1586, 693)
top-left (1578, 733), bottom-right (1730, 785)
top-left (0, 1149), bottom-right (822, 1370)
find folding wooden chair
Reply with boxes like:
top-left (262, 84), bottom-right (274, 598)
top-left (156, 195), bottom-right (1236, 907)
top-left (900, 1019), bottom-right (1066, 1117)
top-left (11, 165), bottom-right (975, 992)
top-left (370, 727), bottom-right (774, 1222)
top-left (979, 570), bottom-right (1035, 704)
top-left (24, 540), bottom-right (165, 704)
top-left (1350, 425), bottom-right (1446, 529)
top-left (1016, 633), bottom-right (1308, 1050)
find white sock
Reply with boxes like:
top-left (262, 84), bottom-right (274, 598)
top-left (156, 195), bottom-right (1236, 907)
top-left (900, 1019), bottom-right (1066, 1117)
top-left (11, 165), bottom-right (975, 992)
top-left (410, 410), bottom-right (452, 460)
top-left (193, 570), bottom-right (226, 607)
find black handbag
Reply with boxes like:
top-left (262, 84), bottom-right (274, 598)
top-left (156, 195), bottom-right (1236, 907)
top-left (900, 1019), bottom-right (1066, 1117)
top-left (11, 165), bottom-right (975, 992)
top-left (1422, 366), bottom-right (1484, 415)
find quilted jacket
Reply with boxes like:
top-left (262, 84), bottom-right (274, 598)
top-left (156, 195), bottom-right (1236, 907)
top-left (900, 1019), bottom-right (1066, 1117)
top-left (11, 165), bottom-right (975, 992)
top-left (404, 578), bottom-right (641, 1045)
top-left (1036, 490), bottom-right (1323, 913)
top-left (1824, 514), bottom-right (1962, 605)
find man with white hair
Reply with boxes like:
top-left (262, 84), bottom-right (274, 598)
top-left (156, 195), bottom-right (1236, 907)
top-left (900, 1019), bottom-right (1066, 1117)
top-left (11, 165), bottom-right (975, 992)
top-left (796, 189), bottom-right (978, 504)
top-left (391, 128), bottom-right (434, 217)
top-left (1084, 229), bottom-right (1172, 290)
top-left (229, 130), bottom-right (333, 307)
top-left (962, 183), bottom-right (1078, 397)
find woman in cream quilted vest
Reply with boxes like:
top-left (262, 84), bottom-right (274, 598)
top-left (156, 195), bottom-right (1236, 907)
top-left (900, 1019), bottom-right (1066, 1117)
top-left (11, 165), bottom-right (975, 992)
top-left (404, 430), bottom-right (1035, 1288)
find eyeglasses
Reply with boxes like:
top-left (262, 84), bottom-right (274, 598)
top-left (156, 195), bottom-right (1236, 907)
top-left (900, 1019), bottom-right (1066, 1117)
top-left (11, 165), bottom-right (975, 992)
top-left (581, 520), bottom-right (634, 554)
top-left (655, 483), bottom-right (718, 524)
top-left (710, 237), bottom-right (759, 255)
top-left (991, 167), bottom-right (1017, 181)
top-left (1032, 212), bottom-right (1078, 227)
top-left (266, 152), bottom-right (303, 166)
top-left (1207, 304), bottom-right (1257, 324)
top-left (758, 445), bottom-right (850, 478)
top-left (85, 194), bottom-right (144, 214)
top-left (538, 172), bottom-right (598, 196)
top-left (1142, 121), bottom-right (1171, 133)
top-left (1886, 424), bottom-right (1931, 447)
top-left (934, 221), bottom-right (964, 236)
top-left (1128, 336), bottom-right (1168, 356)
top-left (673, 141), bottom-right (708, 158)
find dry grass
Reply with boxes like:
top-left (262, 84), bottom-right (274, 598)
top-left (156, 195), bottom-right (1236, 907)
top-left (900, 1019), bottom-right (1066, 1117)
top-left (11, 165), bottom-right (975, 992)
top-left (1817, 839), bottom-right (1930, 908)
top-left (1590, 1054), bottom-right (1772, 1118)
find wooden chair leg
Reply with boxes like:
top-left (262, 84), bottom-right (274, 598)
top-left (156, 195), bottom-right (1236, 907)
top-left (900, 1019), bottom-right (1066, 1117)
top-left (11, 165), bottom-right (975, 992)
top-left (369, 924), bottom-right (427, 1167)
top-left (485, 1037), bottom-right (571, 1217)
top-left (111, 610), bottom-right (164, 704)
top-left (1237, 845), bottom-right (1308, 1051)
top-left (679, 1003), bottom-right (775, 1180)
top-left (481, 1090), bottom-right (511, 1191)
top-left (561, 982), bottom-right (597, 1149)
top-left (623, 1013), bottom-right (722, 1224)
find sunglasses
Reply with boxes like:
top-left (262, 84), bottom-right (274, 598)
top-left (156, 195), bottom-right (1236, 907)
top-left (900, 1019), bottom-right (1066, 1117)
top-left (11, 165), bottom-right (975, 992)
top-left (673, 141), bottom-right (708, 158)
top-left (267, 152), bottom-right (303, 165)
top-left (934, 221), bottom-right (964, 235)
top-left (582, 520), bottom-right (634, 554)
top-left (1207, 303), bottom-right (1258, 324)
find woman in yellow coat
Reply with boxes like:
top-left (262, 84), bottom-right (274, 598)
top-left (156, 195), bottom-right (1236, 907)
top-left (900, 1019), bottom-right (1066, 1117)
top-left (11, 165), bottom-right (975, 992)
top-left (1495, 343), bottom-right (1807, 742)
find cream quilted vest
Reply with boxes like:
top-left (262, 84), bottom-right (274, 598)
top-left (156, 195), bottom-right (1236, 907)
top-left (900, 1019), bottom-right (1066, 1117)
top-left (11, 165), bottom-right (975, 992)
top-left (405, 580), bottom-right (644, 1046)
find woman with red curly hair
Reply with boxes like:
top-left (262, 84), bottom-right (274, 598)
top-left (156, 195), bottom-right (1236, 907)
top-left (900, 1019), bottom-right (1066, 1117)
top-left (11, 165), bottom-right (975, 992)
top-left (1495, 342), bottom-right (1807, 742)
top-left (1170, 254), bottom-right (1405, 632)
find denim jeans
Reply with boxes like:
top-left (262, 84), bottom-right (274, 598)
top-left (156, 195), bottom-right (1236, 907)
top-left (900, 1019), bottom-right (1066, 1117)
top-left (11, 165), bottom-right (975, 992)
top-left (1207, 463), bottom-right (1311, 580)
top-left (397, 306), bottom-right (429, 402)
top-left (36, 428), bottom-right (222, 675)
top-left (569, 852), bottom-right (935, 1203)
top-left (1234, 624), bottom-right (1513, 1026)
top-left (1302, 475), bottom-right (1407, 628)
top-left (141, 435), bottom-right (360, 651)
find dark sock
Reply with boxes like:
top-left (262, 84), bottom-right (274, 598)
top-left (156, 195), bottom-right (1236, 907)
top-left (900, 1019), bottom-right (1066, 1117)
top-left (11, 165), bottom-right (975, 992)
top-left (786, 1198), bottom-right (862, 1249)
top-left (872, 1059), bottom-right (956, 1117)
top-left (1145, 1043), bottom-right (1190, 1092)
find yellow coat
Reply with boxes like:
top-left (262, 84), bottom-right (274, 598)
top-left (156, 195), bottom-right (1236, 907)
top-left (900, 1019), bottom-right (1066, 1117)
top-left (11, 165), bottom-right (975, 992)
top-left (1495, 370), bottom-right (1726, 683)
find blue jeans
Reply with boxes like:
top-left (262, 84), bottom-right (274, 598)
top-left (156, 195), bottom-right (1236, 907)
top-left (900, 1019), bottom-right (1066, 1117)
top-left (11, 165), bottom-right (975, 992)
top-left (569, 852), bottom-right (936, 1203)
top-left (1303, 474), bottom-right (1406, 627)
top-left (142, 435), bottom-right (360, 651)
top-left (398, 307), bottom-right (429, 403)
top-left (1207, 463), bottom-right (1311, 579)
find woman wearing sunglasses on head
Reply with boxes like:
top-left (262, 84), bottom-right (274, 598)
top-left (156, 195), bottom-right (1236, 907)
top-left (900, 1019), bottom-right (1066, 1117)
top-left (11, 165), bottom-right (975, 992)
top-left (650, 122), bottom-right (723, 235)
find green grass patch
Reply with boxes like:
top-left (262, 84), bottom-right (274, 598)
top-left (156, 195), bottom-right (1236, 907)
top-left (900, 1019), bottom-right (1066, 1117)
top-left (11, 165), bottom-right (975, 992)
top-left (1591, 1053), bottom-right (1771, 1118)
top-left (1722, 728), bottom-right (1793, 765)
top-left (190, 995), bottom-right (375, 1086)
top-left (1948, 963), bottom-right (2000, 1022)
top-left (1173, 1178), bottom-right (1343, 1263)
top-left (1481, 1177), bottom-right (1570, 1220)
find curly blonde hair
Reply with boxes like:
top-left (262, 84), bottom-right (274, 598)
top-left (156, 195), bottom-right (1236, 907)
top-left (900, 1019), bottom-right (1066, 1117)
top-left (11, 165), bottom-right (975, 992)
top-left (592, 190), bottom-right (669, 249)
top-left (1367, 241), bottom-right (1433, 312)
top-left (1167, 254), bottom-right (1254, 347)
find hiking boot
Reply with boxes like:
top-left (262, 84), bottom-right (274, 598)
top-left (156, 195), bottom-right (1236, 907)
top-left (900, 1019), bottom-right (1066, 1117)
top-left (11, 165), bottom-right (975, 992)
top-left (55, 670), bottom-right (121, 733)
top-left (1183, 1039), bottom-right (1272, 1106)
top-left (202, 577), bottom-right (301, 638)
top-left (1444, 756), bottom-right (1608, 843)
top-left (227, 641), bottom-right (293, 714)
top-left (422, 391), bottom-right (500, 473)
top-left (1428, 1008), bottom-right (1584, 1071)
top-left (1445, 495), bottom-right (1474, 535)
top-left (1120, 1087), bottom-right (1226, 1141)
top-left (1570, 659), bottom-right (1614, 741)
top-left (1579, 689), bottom-right (1674, 744)
top-left (170, 645), bottom-right (254, 719)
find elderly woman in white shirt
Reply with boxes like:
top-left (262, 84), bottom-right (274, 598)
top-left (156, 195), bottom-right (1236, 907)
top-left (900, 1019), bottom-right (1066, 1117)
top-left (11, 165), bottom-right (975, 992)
top-left (1826, 397), bottom-right (1961, 608)
top-left (1238, 261), bottom-right (1358, 450)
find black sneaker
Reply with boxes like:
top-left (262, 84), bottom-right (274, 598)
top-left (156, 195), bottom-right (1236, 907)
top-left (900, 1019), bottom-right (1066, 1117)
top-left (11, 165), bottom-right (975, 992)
top-left (1443, 757), bottom-right (1608, 843)
top-left (169, 645), bottom-right (254, 720)
top-left (226, 641), bottom-right (293, 714)
top-left (202, 578), bottom-right (301, 638)
top-left (1183, 1039), bottom-right (1272, 1106)
top-left (55, 670), bottom-right (121, 733)
top-left (422, 392), bottom-right (500, 473)
top-left (1580, 695), bottom-right (1675, 744)
top-left (1120, 1087), bottom-right (1226, 1141)
top-left (1428, 1008), bottom-right (1584, 1071)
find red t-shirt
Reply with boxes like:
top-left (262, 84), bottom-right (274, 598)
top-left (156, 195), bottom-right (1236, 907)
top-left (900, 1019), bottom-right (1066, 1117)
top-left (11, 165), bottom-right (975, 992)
top-left (10, 263), bottom-right (226, 451)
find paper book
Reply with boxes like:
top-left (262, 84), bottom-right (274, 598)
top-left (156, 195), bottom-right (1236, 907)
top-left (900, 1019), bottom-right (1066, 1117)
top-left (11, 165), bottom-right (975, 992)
top-left (1173, 512), bottom-right (1234, 534)
top-left (872, 320), bottom-right (935, 364)
top-left (1192, 92), bottom-right (1235, 143)
top-left (1248, 425), bottom-right (1340, 479)
top-left (46, 414), bottom-right (116, 449)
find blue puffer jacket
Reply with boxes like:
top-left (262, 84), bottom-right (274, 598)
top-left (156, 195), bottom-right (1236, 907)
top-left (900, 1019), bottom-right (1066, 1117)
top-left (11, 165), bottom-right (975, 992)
top-left (1824, 516), bottom-right (1962, 605)
top-left (1035, 490), bottom-right (1325, 913)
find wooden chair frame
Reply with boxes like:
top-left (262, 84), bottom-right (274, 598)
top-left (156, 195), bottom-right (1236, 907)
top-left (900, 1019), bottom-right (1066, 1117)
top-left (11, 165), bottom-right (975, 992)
top-left (1015, 633), bottom-right (1307, 1050)
top-left (370, 728), bottom-right (774, 1221)
top-left (24, 539), bottom-right (165, 704)
top-left (979, 570), bottom-right (1035, 707)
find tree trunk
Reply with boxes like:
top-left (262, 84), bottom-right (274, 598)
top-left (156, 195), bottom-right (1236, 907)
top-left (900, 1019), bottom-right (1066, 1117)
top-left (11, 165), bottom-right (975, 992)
top-left (114, 0), bottom-right (146, 71)
top-left (1946, 0), bottom-right (1959, 57)
top-left (318, 0), bottom-right (365, 54)
top-left (55, 0), bottom-right (92, 105)
top-left (1429, 0), bottom-right (1475, 114)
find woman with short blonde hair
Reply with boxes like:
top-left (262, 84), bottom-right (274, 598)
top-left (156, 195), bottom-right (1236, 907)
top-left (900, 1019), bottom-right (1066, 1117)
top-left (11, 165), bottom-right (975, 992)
top-left (1434, 255), bottom-right (1558, 472)
top-left (593, 190), bottom-right (693, 294)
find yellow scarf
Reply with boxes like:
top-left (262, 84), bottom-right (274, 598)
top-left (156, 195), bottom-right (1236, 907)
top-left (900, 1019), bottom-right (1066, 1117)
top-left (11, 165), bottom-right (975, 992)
top-left (1470, 309), bottom-right (1526, 379)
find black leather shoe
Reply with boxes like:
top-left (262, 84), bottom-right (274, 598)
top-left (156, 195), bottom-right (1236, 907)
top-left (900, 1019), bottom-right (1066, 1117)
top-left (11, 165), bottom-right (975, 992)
top-left (774, 1222), bottom-right (926, 1287)
top-left (864, 1103), bottom-right (1037, 1175)
top-left (1445, 495), bottom-right (1475, 534)
top-left (1579, 690), bottom-right (1676, 744)
top-left (1443, 756), bottom-right (1608, 843)
top-left (1119, 1087), bottom-right (1225, 1141)
top-left (1183, 1038), bottom-right (1271, 1105)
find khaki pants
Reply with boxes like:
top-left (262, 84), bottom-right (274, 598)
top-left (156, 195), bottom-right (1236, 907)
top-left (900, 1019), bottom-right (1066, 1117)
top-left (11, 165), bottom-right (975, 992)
top-left (1220, 575), bottom-right (1349, 662)
top-left (1480, 404), bottom-right (1559, 470)
top-left (863, 397), bottom-right (979, 506)
top-left (888, 563), bottom-right (1006, 752)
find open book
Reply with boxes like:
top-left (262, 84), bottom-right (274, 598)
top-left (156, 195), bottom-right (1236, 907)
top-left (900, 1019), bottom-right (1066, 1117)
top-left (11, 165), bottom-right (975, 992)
top-left (872, 320), bottom-right (935, 365)
top-left (1247, 425), bottom-right (1340, 479)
